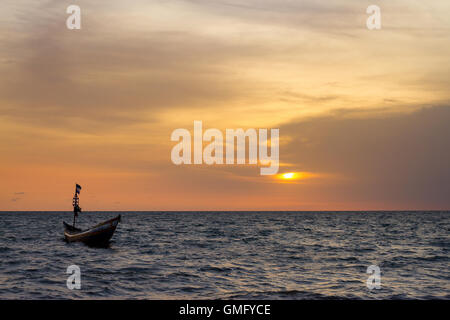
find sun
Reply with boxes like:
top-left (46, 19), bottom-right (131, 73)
top-left (276, 171), bottom-right (318, 182)
top-left (281, 172), bottom-right (295, 180)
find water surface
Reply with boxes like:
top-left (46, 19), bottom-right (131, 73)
top-left (0, 211), bottom-right (448, 299)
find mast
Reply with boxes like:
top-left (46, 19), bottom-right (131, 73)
top-left (72, 184), bottom-right (82, 227)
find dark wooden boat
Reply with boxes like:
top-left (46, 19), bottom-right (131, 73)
top-left (64, 215), bottom-right (121, 246)
top-left (63, 184), bottom-right (121, 246)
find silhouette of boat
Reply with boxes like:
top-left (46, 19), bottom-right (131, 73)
top-left (64, 215), bottom-right (121, 245)
top-left (63, 184), bottom-right (121, 246)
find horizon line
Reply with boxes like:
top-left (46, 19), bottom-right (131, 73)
top-left (1, 210), bottom-right (449, 213)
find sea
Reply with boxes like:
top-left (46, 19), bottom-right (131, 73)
top-left (0, 211), bottom-right (448, 299)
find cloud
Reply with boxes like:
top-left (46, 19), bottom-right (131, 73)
top-left (183, 0), bottom-right (450, 35)
top-left (11, 192), bottom-right (25, 202)
top-left (279, 105), bottom-right (450, 209)
top-left (0, 1), bottom-right (275, 132)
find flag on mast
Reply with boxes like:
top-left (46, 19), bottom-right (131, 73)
top-left (76, 184), bottom-right (82, 194)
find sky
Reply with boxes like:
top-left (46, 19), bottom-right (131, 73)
top-left (0, 0), bottom-right (449, 210)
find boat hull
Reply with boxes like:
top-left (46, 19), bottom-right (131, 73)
top-left (64, 215), bottom-right (121, 246)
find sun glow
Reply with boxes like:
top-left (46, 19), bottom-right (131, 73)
top-left (282, 172), bottom-right (295, 179)
top-left (277, 172), bottom-right (318, 181)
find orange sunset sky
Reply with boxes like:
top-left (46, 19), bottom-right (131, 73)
top-left (1, 0), bottom-right (449, 210)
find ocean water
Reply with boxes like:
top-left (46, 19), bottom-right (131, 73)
top-left (0, 211), bottom-right (448, 299)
